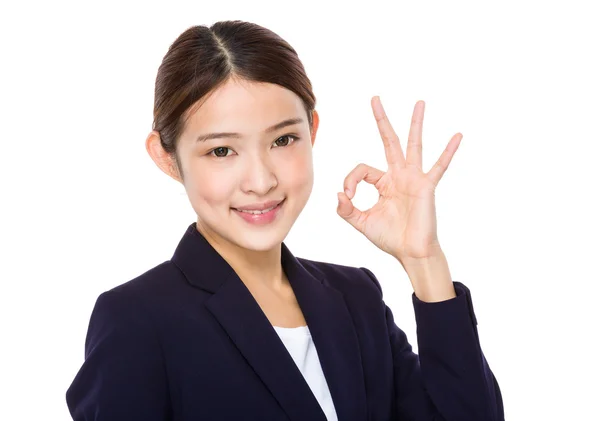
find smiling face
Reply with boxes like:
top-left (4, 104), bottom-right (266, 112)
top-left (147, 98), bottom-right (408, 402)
top-left (167, 77), bottom-right (319, 253)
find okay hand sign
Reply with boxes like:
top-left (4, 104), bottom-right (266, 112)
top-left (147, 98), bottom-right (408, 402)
top-left (337, 97), bottom-right (462, 265)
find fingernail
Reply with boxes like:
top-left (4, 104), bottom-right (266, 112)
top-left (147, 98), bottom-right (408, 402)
top-left (345, 188), bottom-right (351, 198)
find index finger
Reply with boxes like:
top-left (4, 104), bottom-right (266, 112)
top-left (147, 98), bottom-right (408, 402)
top-left (371, 96), bottom-right (406, 168)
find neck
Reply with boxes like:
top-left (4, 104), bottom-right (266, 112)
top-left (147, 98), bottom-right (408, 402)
top-left (196, 222), bottom-right (287, 290)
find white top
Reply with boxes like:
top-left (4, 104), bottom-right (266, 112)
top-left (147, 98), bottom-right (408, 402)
top-left (272, 325), bottom-right (339, 421)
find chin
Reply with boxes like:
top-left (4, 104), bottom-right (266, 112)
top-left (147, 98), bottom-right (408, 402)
top-left (231, 227), bottom-right (290, 252)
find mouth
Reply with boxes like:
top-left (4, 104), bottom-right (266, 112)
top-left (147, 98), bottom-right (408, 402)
top-left (232, 199), bottom-right (285, 214)
top-left (233, 200), bottom-right (283, 215)
top-left (231, 199), bottom-right (285, 225)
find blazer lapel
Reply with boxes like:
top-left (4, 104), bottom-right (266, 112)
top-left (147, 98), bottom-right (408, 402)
top-left (171, 223), bottom-right (367, 421)
top-left (281, 242), bottom-right (368, 421)
top-left (205, 275), bottom-right (328, 421)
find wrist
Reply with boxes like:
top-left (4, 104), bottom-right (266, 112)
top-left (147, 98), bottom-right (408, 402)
top-left (399, 251), bottom-right (456, 302)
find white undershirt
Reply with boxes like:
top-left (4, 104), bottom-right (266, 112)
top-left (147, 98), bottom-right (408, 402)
top-left (272, 325), bottom-right (339, 421)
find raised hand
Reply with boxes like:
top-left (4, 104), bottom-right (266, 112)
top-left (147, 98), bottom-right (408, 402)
top-left (337, 97), bottom-right (462, 267)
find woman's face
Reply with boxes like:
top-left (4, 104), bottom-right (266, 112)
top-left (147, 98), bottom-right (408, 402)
top-left (174, 77), bottom-right (319, 253)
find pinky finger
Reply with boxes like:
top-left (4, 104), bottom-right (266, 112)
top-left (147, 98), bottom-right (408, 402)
top-left (427, 133), bottom-right (462, 186)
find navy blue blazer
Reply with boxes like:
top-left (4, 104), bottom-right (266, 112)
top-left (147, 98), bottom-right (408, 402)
top-left (66, 222), bottom-right (504, 420)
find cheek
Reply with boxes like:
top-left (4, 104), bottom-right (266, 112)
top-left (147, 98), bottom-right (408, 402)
top-left (282, 148), bottom-right (314, 190)
top-left (185, 167), bottom-right (238, 206)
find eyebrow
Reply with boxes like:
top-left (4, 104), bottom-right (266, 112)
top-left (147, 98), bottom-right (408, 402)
top-left (195, 118), bottom-right (304, 143)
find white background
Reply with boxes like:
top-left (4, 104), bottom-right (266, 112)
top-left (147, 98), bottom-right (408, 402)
top-left (1, 0), bottom-right (599, 419)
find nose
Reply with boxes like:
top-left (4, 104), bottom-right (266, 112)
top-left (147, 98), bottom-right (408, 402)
top-left (240, 152), bottom-right (278, 196)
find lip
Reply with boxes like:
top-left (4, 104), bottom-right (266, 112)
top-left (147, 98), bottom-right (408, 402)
top-left (232, 199), bottom-right (285, 225)
top-left (233, 199), bottom-right (284, 211)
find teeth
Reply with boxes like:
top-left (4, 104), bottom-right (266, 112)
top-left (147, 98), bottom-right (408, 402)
top-left (237, 204), bottom-right (278, 215)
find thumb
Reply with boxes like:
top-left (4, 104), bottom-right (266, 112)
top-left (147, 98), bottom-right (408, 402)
top-left (337, 192), bottom-right (365, 233)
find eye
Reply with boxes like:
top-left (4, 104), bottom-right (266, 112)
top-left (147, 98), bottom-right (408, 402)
top-left (273, 134), bottom-right (299, 147)
top-left (207, 134), bottom-right (299, 159)
top-left (208, 146), bottom-right (233, 158)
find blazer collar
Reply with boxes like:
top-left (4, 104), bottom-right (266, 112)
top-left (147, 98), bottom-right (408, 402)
top-left (171, 222), bottom-right (368, 421)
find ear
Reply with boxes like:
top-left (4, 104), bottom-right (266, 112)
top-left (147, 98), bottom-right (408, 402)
top-left (310, 109), bottom-right (320, 147)
top-left (145, 131), bottom-right (183, 183)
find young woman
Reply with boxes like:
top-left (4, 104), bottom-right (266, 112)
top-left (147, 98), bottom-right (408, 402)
top-left (66, 20), bottom-right (504, 421)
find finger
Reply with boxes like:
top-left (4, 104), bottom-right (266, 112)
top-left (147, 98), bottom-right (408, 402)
top-left (406, 100), bottom-right (425, 169)
top-left (343, 163), bottom-right (385, 200)
top-left (371, 96), bottom-right (405, 168)
top-left (337, 192), bottom-right (366, 233)
top-left (427, 133), bottom-right (462, 186)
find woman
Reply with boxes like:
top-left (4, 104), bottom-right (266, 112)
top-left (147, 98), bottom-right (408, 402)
top-left (66, 20), bottom-right (504, 421)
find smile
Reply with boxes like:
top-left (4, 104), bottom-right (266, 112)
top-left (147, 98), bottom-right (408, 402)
top-left (235, 205), bottom-right (278, 215)
top-left (231, 199), bottom-right (285, 225)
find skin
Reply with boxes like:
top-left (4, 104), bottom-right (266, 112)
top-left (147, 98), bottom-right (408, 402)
top-left (146, 76), bottom-right (320, 299)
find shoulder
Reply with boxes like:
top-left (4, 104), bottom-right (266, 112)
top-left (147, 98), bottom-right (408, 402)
top-left (297, 256), bottom-right (384, 299)
top-left (89, 260), bottom-right (191, 327)
top-left (101, 260), bottom-right (185, 299)
top-left (84, 260), bottom-right (192, 346)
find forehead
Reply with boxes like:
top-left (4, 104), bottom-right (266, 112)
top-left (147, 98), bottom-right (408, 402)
top-left (185, 78), bottom-right (305, 133)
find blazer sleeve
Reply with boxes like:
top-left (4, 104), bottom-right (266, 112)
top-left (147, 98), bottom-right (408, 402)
top-left (65, 288), bottom-right (171, 421)
top-left (360, 267), bottom-right (504, 421)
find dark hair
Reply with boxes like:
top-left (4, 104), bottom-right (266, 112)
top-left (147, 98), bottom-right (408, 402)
top-left (152, 20), bottom-right (317, 179)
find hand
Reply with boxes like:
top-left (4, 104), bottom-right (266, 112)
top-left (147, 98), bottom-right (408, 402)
top-left (336, 97), bottom-right (462, 265)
